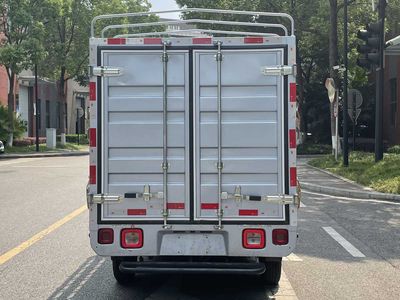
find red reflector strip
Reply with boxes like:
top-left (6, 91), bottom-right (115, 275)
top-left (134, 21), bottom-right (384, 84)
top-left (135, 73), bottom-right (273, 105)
top-left (193, 37), bottom-right (212, 44)
top-left (107, 38), bottom-right (126, 45)
top-left (89, 165), bottom-right (96, 184)
top-left (201, 203), bottom-right (219, 209)
top-left (89, 82), bottom-right (96, 101)
top-left (144, 37), bottom-right (162, 44)
top-left (290, 167), bottom-right (297, 187)
top-left (167, 203), bottom-right (185, 209)
top-left (290, 83), bottom-right (297, 102)
top-left (239, 209), bottom-right (258, 216)
top-left (244, 37), bottom-right (264, 44)
top-left (127, 209), bottom-right (147, 215)
top-left (289, 129), bottom-right (296, 149)
top-left (89, 128), bottom-right (96, 147)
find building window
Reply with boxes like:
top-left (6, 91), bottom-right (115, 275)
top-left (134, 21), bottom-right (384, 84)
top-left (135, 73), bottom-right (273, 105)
top-left (46, 100), bottom-right (50, 128)
top-left (390, 78), bottom-right (397, 127)
top-left (56, 101), bottom-right (61, 129)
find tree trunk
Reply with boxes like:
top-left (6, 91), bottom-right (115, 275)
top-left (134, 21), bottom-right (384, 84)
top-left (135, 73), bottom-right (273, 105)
top-left (7, 71), bottom-right (15, 147)
top-left (296, 41), bottom-right (306, 144)
top-left (59, 66), bottom-right (66, 135)
top-left (329, 0), bottom-right (339, 151)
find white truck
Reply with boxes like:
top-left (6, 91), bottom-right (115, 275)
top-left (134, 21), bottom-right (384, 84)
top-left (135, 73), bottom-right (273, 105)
top-left (87, 8), bottom-right (299, 286)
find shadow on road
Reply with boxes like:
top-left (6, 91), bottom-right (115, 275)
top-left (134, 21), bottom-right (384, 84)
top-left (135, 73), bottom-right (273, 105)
top-left (49, 256), bottom-right (279, 300)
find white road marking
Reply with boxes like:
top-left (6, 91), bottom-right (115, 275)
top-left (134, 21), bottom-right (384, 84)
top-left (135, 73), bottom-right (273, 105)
top-left (300, 202), bottom-right (307, 207)
top-left (268, 270), bottom-right (298, 299)
top-left (303, 190), bottom-right (400, 206)
top-left (0, 157), bottom-right (45, 166)
top-left (53, 257), bottom-right (96, 299)
top-left (12, 165), bottom-right (69, 168)
top-left (322, 226), bottom-right (365, 258)
top-left (282, 253), bottom-right (303, 262)
top-left (66, 258), bottom-right (105, 299)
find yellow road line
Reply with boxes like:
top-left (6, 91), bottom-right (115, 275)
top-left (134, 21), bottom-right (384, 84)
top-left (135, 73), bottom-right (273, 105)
top-left (0, 205), bottom-right (86, 265)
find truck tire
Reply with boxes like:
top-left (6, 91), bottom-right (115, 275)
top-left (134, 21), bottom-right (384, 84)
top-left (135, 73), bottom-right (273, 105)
top-left (112, 258), bottom-right (135, 286)
top-left (259, 259), bottom-right (282, 286)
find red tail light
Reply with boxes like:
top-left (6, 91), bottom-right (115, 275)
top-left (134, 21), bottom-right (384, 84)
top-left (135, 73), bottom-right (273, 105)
top-left (289, 129), bottom-right (296, 149)
top-left (193, 37), bottom-right (212, 44)
top-left (107, 38), bottom-right (126, 45)
top-left (98, 228), bottom-right (114, 244)
top-left (89, 165), bottom-right (96, 184)
top-left (242, 229), bottom-right (265, 249)
top-left (121, 228), bottom-right (143, 248)
top-left (290, 167), bottom-right (297, 187)
top-left (272, 229), bottom-right (289, 245)
top-left (290, 83), bottom-right (297, 102)
top-left (89, 82), bottom-right (96, 101)
top-left (244, 37), bottom-right (264, 43)
top-left (89, 128), bottom-right (96, 147)
top-left (144, 37), bottom-right (162, 44)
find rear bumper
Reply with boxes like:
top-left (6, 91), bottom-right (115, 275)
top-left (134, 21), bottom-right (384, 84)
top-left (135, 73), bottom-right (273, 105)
top-left (119, 260), bottom-right (266, 275)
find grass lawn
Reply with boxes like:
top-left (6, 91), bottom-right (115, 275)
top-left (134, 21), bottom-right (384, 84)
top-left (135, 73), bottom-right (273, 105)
top-left (4, 143), bottom-right (88, 154)
top-left (309, 152), bottom-right (400, 194)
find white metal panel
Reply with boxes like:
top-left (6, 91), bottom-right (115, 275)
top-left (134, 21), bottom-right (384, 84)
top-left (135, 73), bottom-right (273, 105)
top-left (194, 49), bottom-right (285, 221)
top-left (101, 50), bottom-right (190, 221)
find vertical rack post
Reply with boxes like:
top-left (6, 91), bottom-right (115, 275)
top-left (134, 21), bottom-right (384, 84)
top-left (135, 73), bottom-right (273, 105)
top-left (162, 41), bottom-right (171, 229)
top-left (215, 41), bottom-right (224, 230)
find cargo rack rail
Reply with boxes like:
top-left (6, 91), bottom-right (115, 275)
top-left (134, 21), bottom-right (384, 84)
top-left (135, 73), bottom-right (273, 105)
top-left (91, 8), bottom-right (295, 39)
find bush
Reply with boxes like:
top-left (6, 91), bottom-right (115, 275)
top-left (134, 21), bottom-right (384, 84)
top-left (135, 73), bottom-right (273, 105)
top-left (0, 104), bottom-right (27, 143)
top-left (65, 134), bottom-right (89, 144)
top-left (388, 145), bottom-right (400, 154)
top-left (297, 142), bottom-right (332, 155)
top-left (13, 137), bottom-right (47, 146)
top-left (13, 139), bottom-right (33, 146)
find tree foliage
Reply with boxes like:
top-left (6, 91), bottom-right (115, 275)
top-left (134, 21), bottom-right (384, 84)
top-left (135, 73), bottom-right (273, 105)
top-left (0, 104), bottom-right (27, 142)
top-left (0, 0), bottom-right (45, 144)
top-left (176, 0), bottom-right (400, 143)
top-left (40, 0), bottom-right (154, 86)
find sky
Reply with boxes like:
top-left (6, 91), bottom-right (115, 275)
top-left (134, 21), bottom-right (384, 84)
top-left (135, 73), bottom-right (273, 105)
top-left (148, 0), bottom-right (180, 19)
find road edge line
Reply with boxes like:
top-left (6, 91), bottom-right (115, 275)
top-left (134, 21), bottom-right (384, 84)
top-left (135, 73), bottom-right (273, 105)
top-left (0, 205), bottom-right (87, 265)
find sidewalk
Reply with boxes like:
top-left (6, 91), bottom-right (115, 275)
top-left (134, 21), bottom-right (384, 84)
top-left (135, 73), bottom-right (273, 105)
top-left (0, 151), bottom-right (89, 159)
top-left (298, 157), bottom-right (400, 202)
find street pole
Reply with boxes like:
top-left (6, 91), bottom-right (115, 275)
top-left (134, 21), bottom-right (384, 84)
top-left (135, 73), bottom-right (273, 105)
top-left (353, 93), bottom-right (356, 150)
top-left (343, 0), bottom-right (349, 166)
top-left (77, 108), bottom-right (80, 145)
top-left (35, 63), bottom-right (39, 152)
top-left (375, 0), bottom-right (385, 161)
top-left (335, 91), bottom-right (339, 161)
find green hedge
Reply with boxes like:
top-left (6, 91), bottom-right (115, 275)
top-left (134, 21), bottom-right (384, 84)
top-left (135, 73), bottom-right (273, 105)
top-left (388, 145), bottom-right (400, 154)
top-left (297, 142), bottom-right (332, 155)
top-left (57, 134), bottom-right (89, 144)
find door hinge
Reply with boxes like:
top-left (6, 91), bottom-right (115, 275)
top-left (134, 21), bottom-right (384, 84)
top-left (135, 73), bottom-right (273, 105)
top-left (260, 64), bottom-right (296, 76)
top-left (90, 66), bottom-right (122, 77)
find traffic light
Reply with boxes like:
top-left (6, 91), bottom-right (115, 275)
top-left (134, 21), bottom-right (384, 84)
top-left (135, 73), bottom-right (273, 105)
top-left (356, 21), bottom-right (382, 69)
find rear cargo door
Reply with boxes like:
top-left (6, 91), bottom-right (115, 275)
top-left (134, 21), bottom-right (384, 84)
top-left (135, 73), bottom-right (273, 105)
top-left (194, 48), bottom-right (286, 221)
top-left (100, 50), bottom-right (190, 221)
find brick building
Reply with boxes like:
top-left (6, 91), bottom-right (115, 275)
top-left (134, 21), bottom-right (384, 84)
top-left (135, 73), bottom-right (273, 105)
top-left (384, 36), bottom-right (400, 145)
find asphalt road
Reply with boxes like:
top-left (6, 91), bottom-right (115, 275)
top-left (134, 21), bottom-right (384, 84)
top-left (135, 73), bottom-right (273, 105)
top-left (0, 156), bottom-right (399, 300)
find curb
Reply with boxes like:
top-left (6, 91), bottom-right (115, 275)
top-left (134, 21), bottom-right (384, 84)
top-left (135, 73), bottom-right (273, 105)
top-left (300, 182), bottom-right (400, 202)
top-left (297, 154), bottom-right (328, 159)
top-left (0, 151), bottom-right (89, 159)
top-left (305, 162), bottom-right (374, 192)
